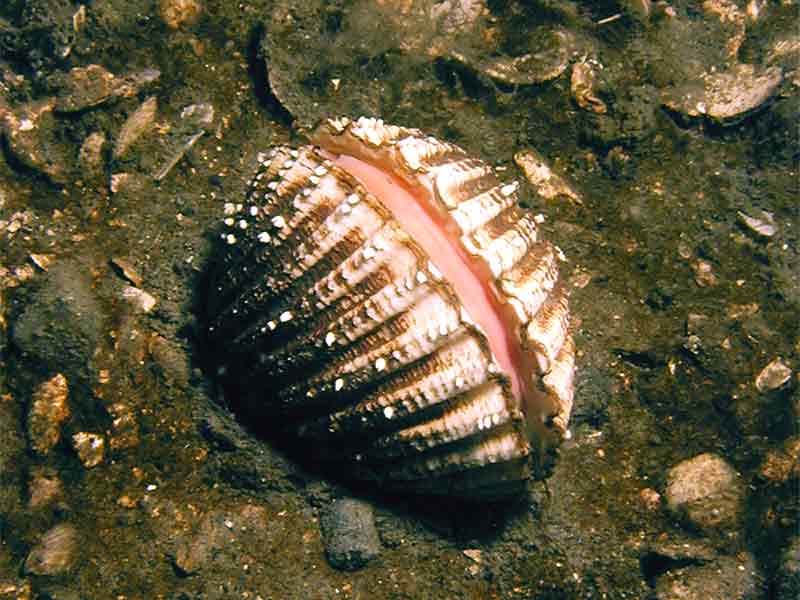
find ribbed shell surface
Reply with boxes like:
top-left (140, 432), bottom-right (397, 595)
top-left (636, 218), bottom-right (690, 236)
top-left (206, 117), bottom-right (575, 498)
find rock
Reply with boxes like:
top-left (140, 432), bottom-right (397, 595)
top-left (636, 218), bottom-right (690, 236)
top-left (737, 209), bottom-right (777, 239)
top-left (23, 523), bottom-right (78, 575)
top-left (71, 432), bottom-right (105, 468)
top-left (754, 358), bottom-right (792, 392)
top-left (638, 487), bottom-right (662, 511)
top-left (319, 497), bottom-right (380, 571)
top-left (777, 537), bottom-right (800, 598)
top-left (158, 0), bottom-right (203, 30)
top-left (665, 453), bottom-right (745, 534)
top-left (27, 373), bottom-right (69, 455)
top-left (654, 553), bottom-right (760, 600)
top-left (664, 64), bottom-right (783, 125)
top-left (121, 286), bottom-right (157, 314)
top-left (110, 257), bottom-right (143, 287)
top-left (12, 260), bottom-right (103, 384)
top-left (172, 506), bottom-right (269, 576)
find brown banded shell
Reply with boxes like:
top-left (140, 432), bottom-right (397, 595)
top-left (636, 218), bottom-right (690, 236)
top-left (206, 117), bottom-right (575, 498)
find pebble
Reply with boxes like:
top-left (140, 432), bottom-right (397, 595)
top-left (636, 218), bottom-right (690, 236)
top-left (665, 453), bottom-right (745, 534)
top-left (737, 209), bottom-right (777, 239)
top-left (121, 286), bottom-right (158, 314)
top-left (654, 553), bottom-right (759, 600)
top-left (319, 497), bottom-right (380, 571)
top-left (27, 373), bottom-right (70, 455)
top-left (754, 358), bottom-right (792, 392)
top-left (158, 0), bottom-right (203, 29)
top-left (24, 523), bottom-right (79, 576)
top-left (12, 260), bottom-right (103, 384)
top-left (110, 257), bottom-right (144, 287)
top-left (665, 64), bottom-right (783, 124)
top-left (638, 487), bottom-right (662, 511)
top-left (757, 436), bottom-right (800, 484)
top-left (71, 432), bottom-right (105, 468)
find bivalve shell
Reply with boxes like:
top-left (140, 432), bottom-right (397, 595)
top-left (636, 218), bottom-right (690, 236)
top-left (205, 117), bottom-right (575, 498)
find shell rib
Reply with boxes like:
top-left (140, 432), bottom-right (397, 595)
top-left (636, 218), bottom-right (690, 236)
top-left (206, 117), bottom-right (575, 498)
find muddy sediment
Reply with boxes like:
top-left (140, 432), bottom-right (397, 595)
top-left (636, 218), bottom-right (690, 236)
top-left (0, 1), bottom-right (797, 598)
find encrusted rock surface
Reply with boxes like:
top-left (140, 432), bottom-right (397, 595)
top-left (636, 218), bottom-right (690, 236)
top-left (319, 498), bottom-right (381, 571)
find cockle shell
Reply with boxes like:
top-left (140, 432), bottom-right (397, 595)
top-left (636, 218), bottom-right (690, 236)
top-left (206, 117), bottom-right (575, 498)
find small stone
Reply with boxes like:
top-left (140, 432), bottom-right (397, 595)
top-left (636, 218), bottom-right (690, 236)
top-left (180, 102), bottom-right (214, 129)
top-left (121, 286), bottom-right (157, 314)
top-left (172, 511), bottom-right (243, 575)
top-left (24, 523), bottom-right (79, 576)
top-left (463, 548), bottom-right (482, 562)
top-left (664, 64), bottom-right (783, 124)
top-left (71, 432), bottom-right (105, 468)
top-left (737, 209), bottom-right (777, 239)
top-left (27, 374), bottom-right (70, 455)
top-left (757, 437), bottom-right (800, 484)
top-left (665, 453), bottom-right (745, 534)
top-left (319, 497), bottom-right (380, 571)
top-left (117, 494), bottom-right (137, 509)
top-left (159, 0), bottom-right (203, 29)
top-left (755, 358), bottom-right (792, 392)
top-left (463, 548), bottom-right (483, 576)
top-left (29, 254), bottom-right (54, 271)
top-left (639, 487), bottom-right (662, 511)
top-left (110, 257), bottom-right (144, 287)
